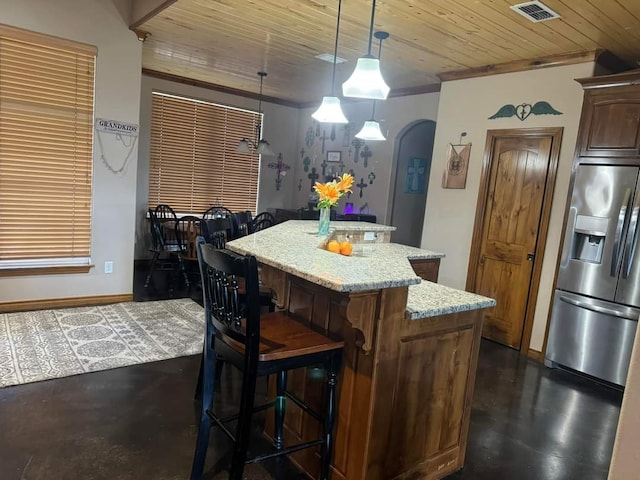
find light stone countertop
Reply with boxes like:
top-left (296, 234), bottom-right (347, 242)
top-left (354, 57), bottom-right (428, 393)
top-left (228, 221), bottom-right (495, 316)
top-left (406, 281), bottom-right (496, 319)
top-left (227, 221), bottom-right (440, 292)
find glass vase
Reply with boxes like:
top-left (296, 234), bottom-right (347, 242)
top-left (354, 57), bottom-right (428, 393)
top-left (318, 206), bottom-right (331, 235)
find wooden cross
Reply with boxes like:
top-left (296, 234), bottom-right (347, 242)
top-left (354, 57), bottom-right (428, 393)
top-left (303, 156), bottom-right (311, 172)
top-left (352, 138), bottom-right (364, 163)
top-left (368, 171), bottom-right (376, 184)
top-left (300, 147), bottom-right (305, 159)
top-left (360, 145), bottom-right (372, 168)
top-left (320, 158), bottom-right (329, 177)
top-left (342, 123), bottom-right (353, 147)
top-left (308, 167), bottom-right (320, 191)
top-left (318, 129), bottom-right (329, 153)
top-left (330, 124), bottom-right (336, 141)
top-left (356, 177), bottom-right (368, 198)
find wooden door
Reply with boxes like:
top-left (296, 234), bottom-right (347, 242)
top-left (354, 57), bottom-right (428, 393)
top-left (467, 129), bottom-right (561, 351)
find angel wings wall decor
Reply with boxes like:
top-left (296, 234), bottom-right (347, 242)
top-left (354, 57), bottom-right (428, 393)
top-left (488, 101), bottom-right (562, 121)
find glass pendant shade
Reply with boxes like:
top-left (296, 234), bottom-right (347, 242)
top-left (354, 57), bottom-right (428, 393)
top-left (256, 139), bottom-right (275, 156)
top-left (311, 96), bottom-right (348, 124)
top-left (237, 138), bottom-right (250, 153)
top-left (342, 56), bottom-right (390, 100)
top-left (237, 137), bottom-right (274, 156)
top-left (355, 120), bottom-right (386, 141)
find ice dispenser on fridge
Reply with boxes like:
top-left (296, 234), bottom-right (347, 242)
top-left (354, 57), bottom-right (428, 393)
top-left (571, 215), bottom-right (608, 264)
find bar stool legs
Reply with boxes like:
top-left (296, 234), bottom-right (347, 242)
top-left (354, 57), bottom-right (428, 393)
top-left (274, 371), bottom-right (287, 451)
top-left (320, 354), bottom-right (340, 480)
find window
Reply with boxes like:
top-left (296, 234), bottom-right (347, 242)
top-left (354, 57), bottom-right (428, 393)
top-left (148, 92), bottom-right (260, 214)
top-left (0, 24), bottom-right (96, 273)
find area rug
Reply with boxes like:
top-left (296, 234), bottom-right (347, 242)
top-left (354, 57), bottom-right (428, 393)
top-left (0, 298), bottom-right (204, 388)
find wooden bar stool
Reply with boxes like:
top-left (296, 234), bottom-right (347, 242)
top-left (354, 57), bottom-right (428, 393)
top-left (191, 239), bottom-right (343, 480)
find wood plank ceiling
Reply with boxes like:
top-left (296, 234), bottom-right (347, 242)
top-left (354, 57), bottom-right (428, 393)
top-left (138, 0), bottom-right (640, 105)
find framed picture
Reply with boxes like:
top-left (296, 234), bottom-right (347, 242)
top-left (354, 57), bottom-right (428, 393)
top-left (327, 151), bottom-right (342, 163)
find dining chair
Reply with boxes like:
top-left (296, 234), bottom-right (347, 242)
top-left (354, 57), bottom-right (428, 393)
top-left (202, 217), bottom-right (235, 243)
top-left (202, 205), bottom-right (233, 220)
top-left (154, 204), bottom-right (177, 221)
top-left (232, 211), bottom-right (253, 238)
top-left (174, 216), bottom-right (205, 287)
top-left (249, 212), bottom-right (275, 233)
top-left (144, 209), bottom-right (190, 290)
top-left (191, 239), bottom-right (343, 480)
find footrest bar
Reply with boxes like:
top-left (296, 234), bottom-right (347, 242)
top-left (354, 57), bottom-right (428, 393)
top-left (285, 391), bottom-right (323, 423)
top-left (246, 439), bottom-right (324, 464)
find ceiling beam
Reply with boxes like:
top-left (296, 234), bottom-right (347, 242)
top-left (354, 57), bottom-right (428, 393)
top-left (129, 0), bottom-right (177, 29)
top-left (438, 49), bottom-right (630, 82)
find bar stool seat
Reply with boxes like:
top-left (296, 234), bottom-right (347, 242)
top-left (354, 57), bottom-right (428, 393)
top-left (191, 238), bottom-right (343, 480)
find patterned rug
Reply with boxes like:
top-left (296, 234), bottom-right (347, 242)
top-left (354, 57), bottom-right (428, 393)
top-left (0, 298), bottom-right (204, 388)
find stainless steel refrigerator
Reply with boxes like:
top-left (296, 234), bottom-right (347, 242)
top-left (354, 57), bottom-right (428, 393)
top-left (546, 164), bottom-right (640, 386)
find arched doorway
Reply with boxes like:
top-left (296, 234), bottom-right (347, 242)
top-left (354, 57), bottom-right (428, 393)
top-left (388, 120), bottom-right (436, 247)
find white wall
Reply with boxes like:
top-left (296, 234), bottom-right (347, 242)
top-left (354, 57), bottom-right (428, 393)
top-left (135, 75), bottom-right (301, 258)
top-left (291, 93), bottom-right (440, 221)
top-left (0, 0), bottom-right (142, 302)
top-left (423, 62), bottom-right (596, 351)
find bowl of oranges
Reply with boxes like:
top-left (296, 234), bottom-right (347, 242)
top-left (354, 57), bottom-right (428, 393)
top-left (326, 239), bottom-right (353, 256)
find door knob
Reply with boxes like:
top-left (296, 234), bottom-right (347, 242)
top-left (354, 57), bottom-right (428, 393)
top-left (527, 253), bottom-right (535, 261)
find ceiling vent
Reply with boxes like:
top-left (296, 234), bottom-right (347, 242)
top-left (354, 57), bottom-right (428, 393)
top-left (315, 53), bottom-right (347, 64)
top-left (510, 1), bottom-right (560, 22)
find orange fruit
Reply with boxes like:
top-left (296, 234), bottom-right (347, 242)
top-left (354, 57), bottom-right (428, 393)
top-left (339, 241), bottom-right (353, 256)
top-left (326, 240), bottom-right (341, 253)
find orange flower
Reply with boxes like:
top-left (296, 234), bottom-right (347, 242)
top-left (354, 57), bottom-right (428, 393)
top-left (314, 172), bottom-right (354, 208)
top-left (336, 173), bottom-right (354, 193)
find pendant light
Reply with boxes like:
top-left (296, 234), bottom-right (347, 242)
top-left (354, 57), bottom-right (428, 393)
top-left (311, 0), bottom-right (348, 124)
top-left (238, 71), bottom-right (275, 156)
top-left (342, 0), bottom-right (390, 100)
top-left (355, 31), bottom-right (388, 141)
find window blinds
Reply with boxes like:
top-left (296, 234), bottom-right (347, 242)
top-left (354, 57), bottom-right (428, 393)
top-left (149, 92), bottom-right (261, 214)
top-left (0, 25), bottom-right (96, 270)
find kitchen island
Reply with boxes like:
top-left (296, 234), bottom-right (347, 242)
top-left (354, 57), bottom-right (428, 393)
top-left (228, 221), bottom-right (495, 480)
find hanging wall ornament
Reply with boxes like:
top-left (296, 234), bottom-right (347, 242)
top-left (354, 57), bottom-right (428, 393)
top-left (268, 153), bottom-right (291, 191)
top-left (318, 129), bottom-right (330, 153)
top-left (356, 177), bottom-right (368, 198)
top-left (298, 179), bottom-right (302, 191)
top-left (368, 171), bottom-right (376, 184)
top-left (300, 147), bottom-right (305, 159)
top-left (488, 101), bottom-right (562, 121)
top-left (352, 138), bottom-right (364, 163)
top-left (306, 126), bottom-right (315, 147)
top-left (343, 123), bottom-right (354, 147)
top-left (95, 118), bottom-right (139, 174)
top-left (308, 167), bottom-right (320, 191)
top-left (303, 156), bottom-right (311, 172)
top-left (360, 145), bottom-right (372, 168)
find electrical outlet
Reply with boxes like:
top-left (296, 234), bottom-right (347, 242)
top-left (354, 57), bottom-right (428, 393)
top-left (104, 261), bottom-right (114, 274)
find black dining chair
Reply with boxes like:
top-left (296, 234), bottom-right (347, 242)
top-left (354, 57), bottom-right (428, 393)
top-left (202, 205), bottom-right (233, 220)
top-left (249, 212), bottom-right (275, 233)
top-left (202, 217), bottom-right (235, 243)
top-left (154, 204), bottom-right (177, 221)
top-left (144, 209), bottom-right (190, 290)
top-left (174, 215), bottom-right (206, 287)
top-left (191, 239), bottom-right (343, 480)
top-left (232, 210), bottom-right (253, 238)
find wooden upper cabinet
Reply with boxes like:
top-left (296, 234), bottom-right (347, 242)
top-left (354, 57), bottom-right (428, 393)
top-left (577, 71), bottom-right (640, 159)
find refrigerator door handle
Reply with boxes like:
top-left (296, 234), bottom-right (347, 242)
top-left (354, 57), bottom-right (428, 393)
top-left (623, 193), bottom-right (640, 278)
top-left (558, 294), bottom-right (640, 321)
top-left (612, 188), bottom-right (632, 277)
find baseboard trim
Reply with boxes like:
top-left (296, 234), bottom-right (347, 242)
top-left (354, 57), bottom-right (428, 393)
top-left (527, 348), bottom-right (544, 362)
top-left (0, 294), bottom-right (134, 313)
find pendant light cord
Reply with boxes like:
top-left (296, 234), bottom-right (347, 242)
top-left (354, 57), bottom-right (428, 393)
top-left (370, 31), bottom-right (386, 118)
top-left (330, 0), bottom-right (343, 96)
top-left (366, 0), bottom-right (377, 56)
top-left (256, 71), bottom-right (266, 144)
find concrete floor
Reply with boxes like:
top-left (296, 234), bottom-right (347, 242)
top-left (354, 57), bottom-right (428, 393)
top-left (0, 264), bottom-right (623, 479)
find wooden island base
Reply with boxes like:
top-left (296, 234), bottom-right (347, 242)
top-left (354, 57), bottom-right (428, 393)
top-left (261, 266), bottom-right (485, 480)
